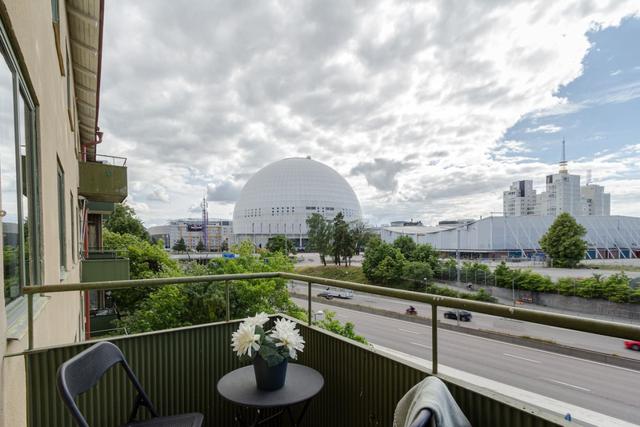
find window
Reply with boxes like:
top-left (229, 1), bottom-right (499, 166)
top-left (1, 39), bottom-right (39, 306)
top-left (51, 0), bottom-right (60, 23)
top-left (66, 46), bottom-right (74, 130)
top-left (51, 0), bottom-right (64, 75)
top-left (57, 161), bottom-right (66, 270)
top-left (70, 192), bottom-right (76, 263)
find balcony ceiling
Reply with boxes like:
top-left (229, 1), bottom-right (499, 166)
top-left (66, 0), bottom-right (104, 159)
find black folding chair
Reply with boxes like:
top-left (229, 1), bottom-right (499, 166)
top-left (57, 341), bottom-right (203, 427)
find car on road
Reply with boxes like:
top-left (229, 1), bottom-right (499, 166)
top-left (443, 310), bottom-right (472, 321)
top-left (317, 288), bottom-right (354, 300)
top-left (624, 340), bottom-right (640, 351)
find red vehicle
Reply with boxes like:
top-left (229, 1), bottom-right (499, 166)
top-left (624, 340), bottom-right (640, 351)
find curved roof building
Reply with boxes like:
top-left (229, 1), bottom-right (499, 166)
top-left (233, 157), bottom-right (362, 247)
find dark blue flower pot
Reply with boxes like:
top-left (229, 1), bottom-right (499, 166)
top-left (253, 355), bottom-right (288, 390)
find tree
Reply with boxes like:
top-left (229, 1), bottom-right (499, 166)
top-left (332, 212), bottom-right (354, 266)
top-left (221, 239), bottom-right (229, 252)
top-left (104, 204), bottom-right (150, 241)
top-left (172, 238), bottom-right (187, 253)
top-left (362, 236), bottom-right (409, 285)
top-left (316, 311), bottom-right (367, 344)
top-left (402, 261), bottom-right (434, 291)
top-left (266, 235), bottom-right (296, 255)
top-left (393, 236), bottom-right (417, 260)
top-left (306, 213), bottom-right (333, 266)
top-left (120, 248), bottom-right (305, 333)
top-left (539, 213), bottom-right (588, 268)
top-left (349, 220), bottom-right (372, 255)
top-left (412, 244), bottom-right (440, 273)
top-left (103, 230), bottom-right (181, 313)
top-left (195, 240), bottom-right (206, 252)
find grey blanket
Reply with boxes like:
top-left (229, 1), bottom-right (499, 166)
top-left (394, 376), bottom-right (471, 427)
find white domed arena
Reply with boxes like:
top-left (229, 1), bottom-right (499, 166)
top-left (233, 157), bottom-right (362, 249)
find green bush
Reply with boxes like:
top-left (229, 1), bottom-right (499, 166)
top-left (402, 261), bottom-right (434, 291)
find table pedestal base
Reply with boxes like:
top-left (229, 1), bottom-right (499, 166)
top-left (234, 398), bottom-right (313, 427)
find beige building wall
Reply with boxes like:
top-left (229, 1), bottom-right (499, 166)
top-left (1, 0), bottom-right (85, 425)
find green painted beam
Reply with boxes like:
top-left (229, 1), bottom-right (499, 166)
top-left (86, 200), bottom-right (115, 214)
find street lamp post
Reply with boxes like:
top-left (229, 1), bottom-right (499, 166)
top-left (456, 228), bottom-right (461, 325)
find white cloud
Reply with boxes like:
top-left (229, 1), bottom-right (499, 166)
top-left (148, 185), bottom-right (170, 203)
top-left (525, 124), bottom-right (562, 134)
top-left (99, 1), bottom-right (640, 225)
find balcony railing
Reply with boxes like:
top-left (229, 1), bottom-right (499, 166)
top-left (78, 159), bottom-right (128, 203)
top-left (81, 250), bottom-right (130, 283)
top-left (20, 272), bottom-right (640, 426)
top-left (24, 316), bottom-right (565, 427)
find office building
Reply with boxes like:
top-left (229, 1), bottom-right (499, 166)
top-left (504, 141), bottom-right (611, 217)
top-left (149, 218), bottom-right (234, 251)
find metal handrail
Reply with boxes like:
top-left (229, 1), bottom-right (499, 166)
top-left (23, 271), bottom-right (640, 375)
top-left (93, 153), bottom-right (127, 166)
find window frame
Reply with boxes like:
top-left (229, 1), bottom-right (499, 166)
top-left (1, 21), bottom-right (41, 308)
top-left (70, 191), bottom-right (76, 263)
top-left (57, 160), bottom-right (66, 271)
top-left (51, 0), bottom-right (65, 75)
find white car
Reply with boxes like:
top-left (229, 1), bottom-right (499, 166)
top-left (317, 288), bottom-right (354, 299)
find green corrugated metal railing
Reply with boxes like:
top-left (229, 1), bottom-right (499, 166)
top-left (25, 317), bottom-right (564, 427)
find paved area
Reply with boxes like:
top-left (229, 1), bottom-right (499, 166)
top-left (293, 297), bottom-right (640, 425)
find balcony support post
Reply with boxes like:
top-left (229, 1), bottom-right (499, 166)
top-left (307, 282), bottom-right (312, 325)
top-left (225, 281), bottom-right (230, 322)
top-left (432, 303), bottom-right (438, 375)
top-left (27, 293), bottom-right (34, 350)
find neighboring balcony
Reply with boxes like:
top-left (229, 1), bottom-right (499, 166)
top-left (81, 250), bottom-right (130, 283)
top-left (78, 155), bottom-right (128, 203)
top-left (81, 250), bottom-right (130, 336)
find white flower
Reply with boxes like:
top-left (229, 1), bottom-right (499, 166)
top-left (270, 318), bottom-right (305, 359)
top-left (245, 312), bottom-right (270, 329)
top-left (231, 322), bottom-right (260, 357)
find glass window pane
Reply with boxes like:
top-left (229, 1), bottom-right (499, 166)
top-left (18, 93), bottom-right (30, 286)
top-left (1, 53), bottom-right (19, 304)
top-left (57, 163), bottom-right (66, 268)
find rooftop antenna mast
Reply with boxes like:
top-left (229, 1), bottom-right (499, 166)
top-left (559, 138), bottom-right (568, 174)
top-left (201, 193), bottom-right (208, 251)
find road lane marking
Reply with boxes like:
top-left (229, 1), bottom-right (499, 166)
top-left (544, 378), bottom-right (591, 392)
top-left (399, 328), bottom-right (421, 334)
top-left (503, 353), bottom-right (540, 364)
top-left (410, 342), bottom-right (431, 349)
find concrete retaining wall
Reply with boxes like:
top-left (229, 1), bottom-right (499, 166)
top-left (444, 281), bottom-right (640, 322)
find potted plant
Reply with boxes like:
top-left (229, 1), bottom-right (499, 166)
top-left (231, 313), bottom-right (305, 390)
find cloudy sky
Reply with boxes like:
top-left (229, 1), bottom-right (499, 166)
top-left (99, 1), bottom-right (640, 227)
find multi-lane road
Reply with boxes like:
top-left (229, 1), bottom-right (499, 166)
top-left (290, 294), bottom-right (640, 425)
top-left (291, 282), bottom-right (640, 361)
